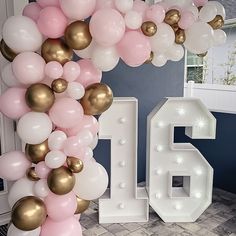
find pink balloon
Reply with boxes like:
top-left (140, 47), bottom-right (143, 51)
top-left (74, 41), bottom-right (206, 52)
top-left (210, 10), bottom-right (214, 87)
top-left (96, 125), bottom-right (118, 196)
top-left (37, 7), bottom-right (68, 38)
top-left (133, 0), bottom-right (148, 18)
top-left (45, 192), bottom-right (77, 221)
top-left (35, 161), bottom-right (51, 179)
top-left (63, 61), bottom-right (81, 82)
top-left (76, 59), bottom-right (102, 88)
top-left (74, 214), bottom-right (81, 220)
top-left (90, 9), bottom-right (126, 46)
top-left (63, 137), bottom-right (85, 157)
top-left (45, 61), bottom-right (63, 79)
top-left (41, 217), bottom-right (82, 236)
top-left (117, 31), bottom-right (151, 67)
top-left (95, 0), bottom-right (115, 11)
top-left (49, 98), bottom-right (84, 129)
top-left (178, 11), bottom-right (195, 30)
top-left (193, 0), bottom-right (208, 7)
top-left (37, 0), bottom-right (60, 8)
top-left (0, 88), bottom-right (30, 119)
top-left (0, 151), bottom-right (31, 181)
top-left (23, 3), bottom-right (42, 22)
top-left (145, 4), bottom-right (165, 23)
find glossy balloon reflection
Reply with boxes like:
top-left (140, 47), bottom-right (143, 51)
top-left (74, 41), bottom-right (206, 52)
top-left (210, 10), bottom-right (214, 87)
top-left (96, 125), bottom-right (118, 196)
top-left (67, 157), bottom-right (84, 173)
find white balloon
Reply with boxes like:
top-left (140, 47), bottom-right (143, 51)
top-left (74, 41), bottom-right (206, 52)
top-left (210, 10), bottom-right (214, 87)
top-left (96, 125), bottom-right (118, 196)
top-left (67, 82), bottom-right (85, 100)
top-left (211, 1), bottom-right (226, 19)
top-left (84, 147), bottom-right (94, 160)
top-left (74, 40), bottom-right (96, 59)
top-left (74, 162), bottom-right (108, 200)
top-left (17, 112), bottom-right (53, 145)
top-left (7, 224), bottom-right (41, 236)
top-left (115, 0), bottom-right (133, 13)
top-left (125, 10), bottom-right (143, 30)
top-left (45, 150), bottom-right (67, 169)
top-left (1, 63), bottom-right (22, 87)
top-left (48, 130), bottom-right (67, 150)
top-left (152, 53), bottom-right (168, 67)
top-left (96, 0), bottom-right (115, 10)
top-left (185, 5), bottom-right (199, 21)
top-left (34, 179), bottom-right (50, 198)
top-left (8, 178), bottom-right (35, 208)
top-left (90, 135), bottom-right (99, 150)
top-left (91, 45), bottom-right (119, 72)
top-left (199, 2), bottom-right (217, 22)
top-left (2, 16), bottom-right (43, 53)
top-left (166, 44), bottom-right (185, 62)
top-left (77, 130), bottom-right (94, 146)
top-left (213, 29), bottom-right (227, 46)
top-left (163, 0), bottom-right (192, 8)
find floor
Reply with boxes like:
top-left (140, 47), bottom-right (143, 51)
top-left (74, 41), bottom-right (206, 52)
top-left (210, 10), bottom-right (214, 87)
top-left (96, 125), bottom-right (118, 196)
top-left (0, 188), bottom-right (235, 236)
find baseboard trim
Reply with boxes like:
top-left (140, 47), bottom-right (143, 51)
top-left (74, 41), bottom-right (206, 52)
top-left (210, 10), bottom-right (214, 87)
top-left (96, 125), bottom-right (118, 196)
top-left (0, 212), bottom-right (10, 226)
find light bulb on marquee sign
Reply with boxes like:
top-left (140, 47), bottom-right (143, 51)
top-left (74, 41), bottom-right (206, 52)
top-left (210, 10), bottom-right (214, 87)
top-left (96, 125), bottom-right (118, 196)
top-left (99, 97), bottom-right (216, 223)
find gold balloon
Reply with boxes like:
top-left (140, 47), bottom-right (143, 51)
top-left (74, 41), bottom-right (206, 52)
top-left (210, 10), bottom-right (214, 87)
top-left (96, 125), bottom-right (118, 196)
top-left (164, 9), bottom-right (181, 25)
top-left (175, 29), bottom-right (186, 44)
top-left (41, 39), bottom-right (73, 65)
top-left (141, 21), bottom-right (157, 37)
top-left (0, 39), bottom-right (17, 62)
top-left (208, 15), bottom-right (224, 30)
top-left (51, 79), bottom-right (68, 93)
top-left (65, 21), bottom-right (92, 50)
top-left (171, 23), bottom-right (180, 32)
top-left (25, 83), bottom-right (55, 112)
top-left (26, 167), bottom-right (40, 181)
top-left (75, 196), bottom-right (90, 214)
top-left (145, 51), bottom-right (154, 64)
top-left (25, 140), bottom-right (49, 164)
top-left (67, 157), bottom-right (83, 173)
top-left (197, 51), bottom-right (208, 57)
top-left (47, 166), bottom-right (75, 195)
top-left (12, 196), bottom-right (47, 231)
top-left (80, 83), bottom-right (113, 116)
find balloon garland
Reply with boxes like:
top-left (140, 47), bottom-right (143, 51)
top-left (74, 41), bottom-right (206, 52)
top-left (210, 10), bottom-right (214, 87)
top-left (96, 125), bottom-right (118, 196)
top-left (0, 0), bottom-right (226, 235)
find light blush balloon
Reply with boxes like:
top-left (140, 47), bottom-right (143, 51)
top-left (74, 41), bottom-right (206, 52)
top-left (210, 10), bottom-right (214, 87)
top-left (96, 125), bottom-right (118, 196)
top-left (63, 61), bottom-right (81, 82)
top-left (48, 130), bottom-right (67, 150)
top-left (145, 4), bottom-right (165, 24)
top-left (45, 61), bottom-right (63, 79)
top-left (37, 0), bottom-right (60, 7)
top-left (35, 161), bottom-right (51, 179)
top-left (178, 11), bottom-right (195, 30)
top-left (133, 0), bottom-right (148, 18)
top-left (23, 3), bottom-right (42, 22)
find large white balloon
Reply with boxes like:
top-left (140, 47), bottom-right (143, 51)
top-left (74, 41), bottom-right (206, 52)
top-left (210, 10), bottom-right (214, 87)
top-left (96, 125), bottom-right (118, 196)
top-left (211, 1), bottom-right (226, 19)
top-left (7, 224), bottom-right (40, 236)
top-left (17, 112), bottom-right (53, 145)
top-left (199, 2), bottom-right (218, 22)
top-left (2, 16), bottom-right (43, 53)
top-left (74, 40), bottom-right (96, 59)
top-left (124, 10), bottom-right (143, 30)
top-left (152, 53), bottom-right (168, 67)
top-left (115, 0), bottom-right (133, 13)
top-left (73, 162), bottom-right (108, 200)
top-left (90, 135), bottom-right (99, 150)
top-left (166, 44), bottom-right (185, 62)
top-left (213, 29), bottom-right (227, 46)
top-left (48, 130), bottom-right (67, 151)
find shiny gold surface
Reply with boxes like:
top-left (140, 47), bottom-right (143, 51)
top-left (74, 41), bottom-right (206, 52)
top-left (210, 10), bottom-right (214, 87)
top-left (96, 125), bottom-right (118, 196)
top-left (67, 157), bottom-right (84, 173)
top-left (141, 21), bottom-right (157, 37)
top-left (51, 78), bottom-right (68, 93)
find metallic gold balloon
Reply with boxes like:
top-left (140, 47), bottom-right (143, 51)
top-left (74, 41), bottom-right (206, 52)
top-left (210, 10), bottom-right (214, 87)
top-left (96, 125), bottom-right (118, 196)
top-left (67, 157), bottom-right (83, 173)
top-left (41, 39), bottom-right (73, 65)
top-left (75, 196), bottom-right (90, 214)
top-left (175, 29), bottom-right (186, 44)
top-left (208, 15), bottom-right (224, 30)
top-left (26, 167), bottom-right (40, 181)
top-left (164, 9), bottom-right (181, 25)
top-left (80, 83), bottom-right (113, 116)
top-left (145, 51), bottom-right (154, 64)
top-left (51, 79), bottom-right (68, 93)
top-left (12, 196), bottom-right (47, 231)
top-left (65, 21), bottom-right (92, 50)
top-left (47, 166), bottom-right (75, 195)
top-left (197, 51), bottom-right (208, 57)
top-left (141, 21), bottom-right (157, 37)
top-left (25, 140), bottom-right (49, 164)
top-left (171, 23), bottom-right (180, 32)
top-left (25, 83), bottom-right (55, 112)
top-left (0, 39), bottom-right (17, 62)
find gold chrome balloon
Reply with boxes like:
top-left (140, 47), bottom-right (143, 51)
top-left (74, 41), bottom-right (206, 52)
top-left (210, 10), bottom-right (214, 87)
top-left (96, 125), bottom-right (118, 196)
top-left (171, 23), bottom-right (180, 32)
top-left (65, 21), bottom-right (92, 50)
top-left (164, 9), bottom-right (181, 25)
top-left (197, 52), bottom-right (208, 57)
top-left (141, 21), bottom-right (157, 37)
top-left (25, 83), bottom-right (55, 112)
top-left (80, 83), bottom-right (113, 116)
top-left (25, 140), bottom-right (49, 164)
top-left (175, 29), bottom-right (186, 44)
top-left (51, 78), bottom-right (68, 93)
top-left (67, 157), bottom-right (83, 173)
top-left (26, 167), bottom-right (40, 181)
top-left (208, 15), bottom-right (224, 30)
top-left (145, 51), bottom-right (154, 64)
top-left (47, 166), bottom-right (75, 195)
top-left (41, 39), bottom-right (73, 65)
top-left (0, 39), bottom-right (17, 62)
top-left (12, 196), bottom-right (47, 231)
top-left (75, 196), bottom-right (90, 214)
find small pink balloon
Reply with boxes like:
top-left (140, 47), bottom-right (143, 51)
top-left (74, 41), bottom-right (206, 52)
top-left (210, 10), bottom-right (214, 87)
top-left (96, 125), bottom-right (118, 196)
top-left (76, 59), bottom-right (102, 88)
top-left (0, 151), bottom-right (31, 181)
top-left (95, 0), bottom-right (115, 11)
top-left (45, 61), bottom-right (63, 79)
top-left (41, 217), bottom-right (82, 236)
top-left (37, 0), bottom-right (60, 7)
top-left (193, 0), bottom-right (208, 7)
top-left (133, 0), bottom-right (148, 18)
top-left (35, 161), bottom-right (51, 179)
top-left (178, 11), bottom-right (195, 30)
top-left (37, 6), bottom-right (68, 38)
top-left (0, 88), bottom-right (30, 119)
top-left (145, 4), bottom-right (165, 23)
top-left (63, 136), bottom-right (82, 157)
top-left (49, 98), bottom-right (84, 129)
top-left (63, 61), bottom-right (81, 82)
top-left (117, 31), bottom-right (151, 67)
top-left (23, 3), bottom-right (42, 22)
top-left (45, 192), bottom-right (77, 221)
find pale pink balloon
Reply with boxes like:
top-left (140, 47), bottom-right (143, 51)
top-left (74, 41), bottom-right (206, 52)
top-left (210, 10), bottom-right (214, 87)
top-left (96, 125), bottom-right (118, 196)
top-left (90, 9), bottom-right (126, 46)
top-left (63, 61), bottom-right (81, 82)
top-left (37, 6), bottom-right (68, 38)
top-left (145, 4), bottom-right (165, 23)
top-left (49, 98), bottom-right (84, 129)
top-left (35, 161), bottom-right (51, 179)
top-left (45, 192), bottom-right (77, 221)
top-left (41, 217), bottom-right (82, 236)
top-left (23, 3), bottom-right (42, 22)
top-left (117, 31), bottom-right (151, 67)
top-left (74, 214), bottom-right (81, 220)
top-left (133, 0), bottom-right (148, 18)
top-left (193, 0), bottom-right (208, 7)
top-left (37, 0), bottom-right (60, 7)
top-left (63, 136), bottom-right (84, 157)
top-left (76, 59), bottom-right (102, 88)
top-left (178, 11), bottom-right (195, 30)
top-left (0, 88), bottom-right (30, 119)
top-left (45, 61), bottom-right (63, 79)
top-left (0, 151), bottom-right (31, 181)
top-left (95, 0), bottom-right (115, 11)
